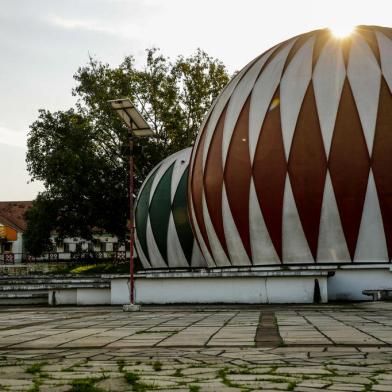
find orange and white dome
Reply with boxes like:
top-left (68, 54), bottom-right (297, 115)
top-left (188, 26), bottom-right (392, 267)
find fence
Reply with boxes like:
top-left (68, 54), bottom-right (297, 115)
top-left (0, 251), bottom-right (128, 264)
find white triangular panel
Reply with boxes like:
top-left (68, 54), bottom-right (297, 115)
top-left (280, 36), bottom-right (315, 157)
top-left (317, 172), bottom-right (350, 262)
top-left (312, 38), bottom-right (346, 157)
top-left (136, 163), bottom-right (159, 206)
top-left (167, 213), bottom-right (188, 267)
top-left (201, 57), bottom-right (259, 168)
top-left (189, 196), bottom-right (215, 267)
top-left (282, 175), bottom-right (313, 263)
top-left (221, 49), bottom-right (275, 167)
top-left (354, 170), bottom-right (388, 262)
top-left (222, 184), bottom-right (251, 265)
top-left (249, 40), bottom-right (296, 164)
top-left (191, 242), bottom-right (206, 268)
top-left (149, 153), bottom-right (177, 203)
top-left (134, 236), bottom-right (152, 269)
top-left (189, 104), bottom-right (214, 179)
top-left (203, 191), bottom-right (231, 267)
top-left (347, 34), bottom-right (381, 154)
top-left (249, 179), bottom-right (280, 264)
top-left (376, 32), bottom-right (392, 93)
top-left (170, 149), bottom-right (190, 203)
top-left (146, 217), bottom-right (167, 268)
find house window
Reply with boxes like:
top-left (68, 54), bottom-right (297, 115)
top-left (75, 243), bottom-right (82, 253)
top-left (92, 239), bottom-right (100, 249)
top-left (100, 242), bottom-right (107, 252)
top-left (64, 243), bottom-right (70, 253)
top-left (3, 242), bottom-right (12, 252)
top-left (113, 242), bottom-right (119, 252)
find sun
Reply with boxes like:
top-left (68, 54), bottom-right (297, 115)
top-left (329, 24), bottom-right (356, 38)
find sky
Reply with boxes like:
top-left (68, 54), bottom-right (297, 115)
top-left (0, 0), bottom-right (391, 201)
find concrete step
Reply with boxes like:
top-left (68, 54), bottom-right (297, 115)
top-left (0, 283), bottom-right (110, 291)
top-left (0, 291), bottom-right (48, 305)
top-left (0, 277), bottom-right (110, 283)
top-left (0, 276), bottom-right (111, 291)
top-left (0, 274), bottom-right (109, 280)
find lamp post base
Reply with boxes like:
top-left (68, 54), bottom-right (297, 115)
top-left (123, 304), bottom-right (141, 312)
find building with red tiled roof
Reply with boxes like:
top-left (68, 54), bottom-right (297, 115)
top-left (0, 201), bottom-right (32, 262)
top-left (0, 201), bottom-right (32, 232)
top-left (0, 201), bottom-right (127, 264)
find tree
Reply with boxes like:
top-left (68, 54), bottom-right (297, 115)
top-left (25, 48), bottom-right (230, 255)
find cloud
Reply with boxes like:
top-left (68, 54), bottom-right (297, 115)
top-left (49, 16), bottom-right (133, 39)
top-left (0, 142), bottom-right (43, 201)
top-left (0, 126), bottom-right (27, 149)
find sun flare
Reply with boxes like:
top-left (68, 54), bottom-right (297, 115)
top-left (329, 24), bottom-right (356, 38)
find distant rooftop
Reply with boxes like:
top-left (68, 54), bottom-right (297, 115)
top-left (0, 201), bottom-right (32, 232)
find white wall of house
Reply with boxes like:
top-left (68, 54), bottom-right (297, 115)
top-left (49, 233), bottom-right (127, 260)
top-left (12, 232), bottom-right (24, 262)
top-left (1, 231), bottom-right (128, 263)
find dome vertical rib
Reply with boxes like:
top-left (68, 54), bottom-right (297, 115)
top-left (190, 123), bottom-right (213, 259)
top-left (224, 96), bottom-right (253, 260)
top-left (252, 88), bottom-right (286, 262)
top-left (328, 79), bottom-right (370, 260)
top-left (288, 81), bottom-right (327, 261)
top-left (372, 77), bottom-right (392, 261)
top-left (204, 106), bottom-right (230, 260)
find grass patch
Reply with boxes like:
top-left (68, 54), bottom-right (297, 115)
top-left (28, 378), bottom-right (43, 392)
top-left (172, 369), bottom-right (183, 377)
top-left (227, 367), bottom-right (253, 375)
top-left (123, 371), bottom-right (155, 391)
top-left (362, 384), bottom-right (373, 392)
top-left (124, 372), bottom-right (139, 385)
top-left (26, 362), bottom-right (47, 375)
top-left (45, 262), bottom-right (130, 275)
top-left (69, 378), bottom-right (104, 392)
top-left (63, 360), bottom-right (87, 372)
top-left (287, 381), bottom-right (297, 390)
top-left (189, 385), bottom-right (200, 392)
top-left (70, 263), bottom-right (129, 275)
top-left (217, 367), bottom-right (234, 387)
top-left (117, 359), bottom-right (125, 372)
top-left (268, 365), bottom-right (278, 374)
top-left (152, 361), bottom-right (162, 371)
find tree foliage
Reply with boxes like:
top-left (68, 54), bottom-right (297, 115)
top-left (25, 48), bottom-right (230, 255)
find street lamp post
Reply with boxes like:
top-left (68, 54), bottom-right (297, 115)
top-left (108, 98), bottom-right (154, 311)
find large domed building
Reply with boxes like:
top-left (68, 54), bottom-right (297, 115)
top-left (132, 26), bottom-right (392, 303)
top-left (188, 26), bottom-right (392, 271)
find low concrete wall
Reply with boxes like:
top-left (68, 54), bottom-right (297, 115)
top-left (111, 278), bottom-right (130, 305)
top-left (49, 288), bottom-right (111, 305)
top-left (49, 289), bottom-right (77, 305)
top-left (77, 288), bottom-right (110, 305)
top-left (110, 270), bottom-right (329, 304)
top-left (135, 276), bottom-right (327, 304)
top-left (328, 265), bottom-right (392, 301)
top-left (40, 265), bottom-right (392, 305)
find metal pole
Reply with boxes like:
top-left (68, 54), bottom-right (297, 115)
top-left (129, 133), bottom-right (135, 305)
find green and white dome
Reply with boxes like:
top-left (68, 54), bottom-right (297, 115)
top-left (135, 148), bottom-right (205, 269)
